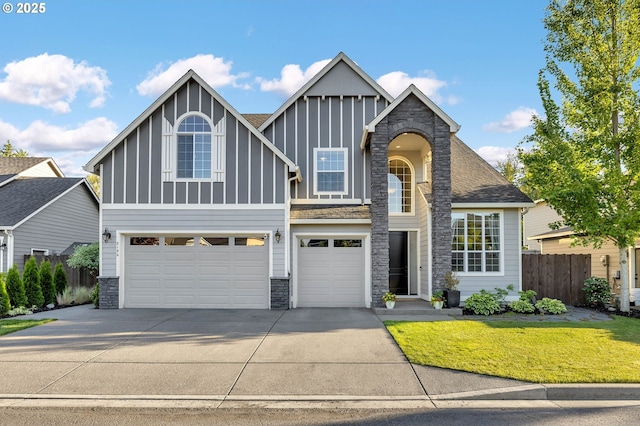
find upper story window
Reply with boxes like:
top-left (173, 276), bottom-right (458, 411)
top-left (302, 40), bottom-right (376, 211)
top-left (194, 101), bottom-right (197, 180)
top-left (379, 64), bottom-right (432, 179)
top-left (451, 212), bottom-right (502, 274)
top-left (388, 158), bottom-right (413, 214)
top-left (177, 115), bottom-right (212, 179)
top-left (314, 148), bottom-right (348, 195)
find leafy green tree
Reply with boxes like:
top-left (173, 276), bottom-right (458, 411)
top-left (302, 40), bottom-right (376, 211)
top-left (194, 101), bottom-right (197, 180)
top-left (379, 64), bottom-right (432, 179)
top-left (5, 265), bottom-right (27, 308)
top-left (0, 274), bottom-right (11, 316)
top-left (39, 259), bottom-right (56, 305)
top-left (496, 152), bottom-right (540, 200)
top-left (86, 174), bottom-right (101, 198)
top-left (521, 0), bottom-right (640, 311)
top-left (53, 263), bottom-right (68, 296)
top-left (23, 257), bottom-right (44, 307)
top-left (0, 140), bottom-right (28, 157)
top-left (67, 242), bottom-right (99, 277)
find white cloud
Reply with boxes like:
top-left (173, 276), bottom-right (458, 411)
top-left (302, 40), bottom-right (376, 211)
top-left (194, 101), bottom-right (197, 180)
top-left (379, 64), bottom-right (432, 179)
top-left (377, 70), bottom-right (448, 102)
top-left (0, 53), bottom-right (110, 113)
top-left (482, 107), bottom-right (538, 133)
top-left (476, 146), bottom-right (515, 166)
top-left (258, 59), bottom-right (332, 98)
top-left (0, 117), bottom-right (118, 152)
top-left (137, 54), bottom-right (251, 97)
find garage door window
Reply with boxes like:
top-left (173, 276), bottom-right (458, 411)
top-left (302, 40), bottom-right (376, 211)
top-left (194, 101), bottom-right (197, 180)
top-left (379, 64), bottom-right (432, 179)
top-left (334, 239), bottom-right (362, 247)
top-left (130, 237), bottom-right (160, 246)
top-left (165, 237), bottom-right (194, 246)
top-left (200, 237), bottom-right (229, 246)
top-left (235, 237), bottom-right (265, 246)
top-left (300, 239), bottom-right (329, 248)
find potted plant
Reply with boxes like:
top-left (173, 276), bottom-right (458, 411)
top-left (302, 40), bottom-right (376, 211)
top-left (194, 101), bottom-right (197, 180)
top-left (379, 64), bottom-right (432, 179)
top-left (431, 290), bottom-right (444, 310)
top-left (382, 291), bottom-right (396, 309)
top-left (443, 271), bottom-right (460, 308)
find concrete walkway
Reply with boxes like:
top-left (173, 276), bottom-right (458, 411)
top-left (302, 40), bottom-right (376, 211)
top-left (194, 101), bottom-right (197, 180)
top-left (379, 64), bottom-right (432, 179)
top-left (1, 304), bottom-right (639, 409)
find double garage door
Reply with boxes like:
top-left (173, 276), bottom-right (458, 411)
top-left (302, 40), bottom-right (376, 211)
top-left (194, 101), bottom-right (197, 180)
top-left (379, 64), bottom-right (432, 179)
top-left (297, 237), bottom-right (366, 307)
top-left (124, 235), bottom-right (269, 309)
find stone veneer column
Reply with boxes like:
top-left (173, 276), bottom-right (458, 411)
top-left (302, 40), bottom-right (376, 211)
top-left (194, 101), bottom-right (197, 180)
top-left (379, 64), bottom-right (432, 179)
top-left (97, 276), bottom-right (119, 309)
top-left (270, 277), bottom-right (290, 310)
top-left (370, 128), bottom-right (390, 308)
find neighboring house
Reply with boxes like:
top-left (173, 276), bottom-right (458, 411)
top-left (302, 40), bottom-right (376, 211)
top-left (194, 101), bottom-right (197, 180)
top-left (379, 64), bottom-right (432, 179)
top-left (524, 200), bottom-right (640, 295)
top-left (0, 157), bottom-right (100, 273)
top-left (85, 52), bottom-right (533, 310)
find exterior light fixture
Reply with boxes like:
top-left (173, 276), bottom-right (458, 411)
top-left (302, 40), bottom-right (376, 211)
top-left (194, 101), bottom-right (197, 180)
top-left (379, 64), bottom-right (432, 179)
top-left (102, 228), bottom-right (112, 243)
top-left (275, 229), bottom-right (281, 243)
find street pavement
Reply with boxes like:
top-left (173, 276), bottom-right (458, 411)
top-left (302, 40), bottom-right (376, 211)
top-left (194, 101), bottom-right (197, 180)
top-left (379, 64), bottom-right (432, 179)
top-left (0, 304), bottom-right (639, 409)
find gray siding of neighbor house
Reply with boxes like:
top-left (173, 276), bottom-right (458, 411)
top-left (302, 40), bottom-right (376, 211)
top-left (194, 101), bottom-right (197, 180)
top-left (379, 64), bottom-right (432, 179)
top-left (101, 208), bottom-right (287, 277)
top-left (262, 63), bottom-right (387, 202)
top-left (100, 79), bottom-right (288, 206)
top-left (12, 185), bottom-right (99, 271)
top-left (456, 208), bottom-right (521, 300)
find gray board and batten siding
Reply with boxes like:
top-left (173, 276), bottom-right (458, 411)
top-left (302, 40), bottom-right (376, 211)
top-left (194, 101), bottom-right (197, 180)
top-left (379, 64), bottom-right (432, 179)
top-left (100, 79), bottom-right (288, 206)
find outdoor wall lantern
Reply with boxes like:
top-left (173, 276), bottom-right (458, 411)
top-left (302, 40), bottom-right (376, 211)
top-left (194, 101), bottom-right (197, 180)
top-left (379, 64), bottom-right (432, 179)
top-left (275, 229), bottom-right (281, 243)
top-left (102, 228), bottom-right (112, 243)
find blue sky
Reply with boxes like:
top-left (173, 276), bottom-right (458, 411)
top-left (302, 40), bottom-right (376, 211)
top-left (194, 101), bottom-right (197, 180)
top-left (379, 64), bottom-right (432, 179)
top-left (0, 0), bottom-right (548, 176)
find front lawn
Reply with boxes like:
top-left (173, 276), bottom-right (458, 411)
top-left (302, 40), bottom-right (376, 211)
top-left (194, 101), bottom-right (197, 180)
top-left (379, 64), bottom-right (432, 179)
top-left (0, 319), bottom-right (55, 336)
top-left (385, 316), bottom-right (640, 383)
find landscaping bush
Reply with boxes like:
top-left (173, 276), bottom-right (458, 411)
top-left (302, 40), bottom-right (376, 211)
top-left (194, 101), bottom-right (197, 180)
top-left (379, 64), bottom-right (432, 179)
top-left (90, 283), bottom-right (99, 308)
top-left (73, 287), bottom-right (92, 305)
top-left (464, 291), bottom-right (501, 315)
top-left (53, 263), bottom-right (68, 296)
top-left (535, 297), bottom-right (567, 314)
top-left (583, 276), bottom-right (612, 307)
top-left (5, 265), bottom-right (26, 308)
top-left (39, 259), bottom-right (56, 306)
top-left (509, 299), bottom-right (535, 313)
top-left (0, 274), bottom-right (10, 316)
top-left (56, 288), bottom-right (74, 306)
top-left (6, 306), bottom-right (32, 317)
top-left (67, 242), bottom-right (99, 276)
top-left (23, 257), bottom-right (44, 308)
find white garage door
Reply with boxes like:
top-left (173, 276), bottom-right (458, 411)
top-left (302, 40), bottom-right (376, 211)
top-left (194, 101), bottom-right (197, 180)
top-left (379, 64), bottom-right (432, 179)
top-left (125, 235), bottom-right (269, 309)
top-left (297, 237), bottom-right (365, 307)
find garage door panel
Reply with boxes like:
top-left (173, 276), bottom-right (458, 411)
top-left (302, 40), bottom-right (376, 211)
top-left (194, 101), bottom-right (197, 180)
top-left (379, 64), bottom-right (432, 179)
top-left (125, 235), bottom-right (269, 309)
top-left (297, 237), bottom-right (365, 308)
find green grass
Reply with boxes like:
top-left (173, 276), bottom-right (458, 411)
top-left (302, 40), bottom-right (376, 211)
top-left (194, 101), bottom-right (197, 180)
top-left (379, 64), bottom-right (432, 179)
top-left (385, 316), bottom-right (640, 383)
top-left (0, 319), bottom-right (55, 336)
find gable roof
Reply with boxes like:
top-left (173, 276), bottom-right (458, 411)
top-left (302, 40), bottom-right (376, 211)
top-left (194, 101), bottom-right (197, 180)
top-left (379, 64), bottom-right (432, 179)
top-left (418, 136), bottom-right (533, 207)
top-left (84, 70), bottom-right (298, 175)
top-left (360, 85), bottom-right (460, 149)
top-left (258, 52), bottom-right (394, 132)
top-left (0, 177), bottom-right (96, 228)
top-left (0, 157), bottom-right (63, 178)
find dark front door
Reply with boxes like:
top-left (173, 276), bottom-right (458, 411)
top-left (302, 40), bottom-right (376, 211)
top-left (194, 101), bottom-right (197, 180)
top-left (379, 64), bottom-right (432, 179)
top-left (389, 231), bottom-right (408, 295)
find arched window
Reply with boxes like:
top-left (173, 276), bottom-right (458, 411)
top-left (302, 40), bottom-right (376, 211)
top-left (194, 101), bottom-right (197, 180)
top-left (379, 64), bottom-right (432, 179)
top-left (388, 158), bottom-right (412, 214)
top-left (177, 115), bottom-right (212, 179)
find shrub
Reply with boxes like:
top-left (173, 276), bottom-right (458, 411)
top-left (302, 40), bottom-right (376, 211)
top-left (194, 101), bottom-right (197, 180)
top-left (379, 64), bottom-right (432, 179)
top-left (90, 283), bottom-right (99, 308)
top-left (464, 291), bottom-right (501, 315)
top-left (583, 277), bottom-right (612, 307)
top-left (23, 257), bottom-right (44, 308)
top-left (53, 263), bottom-right (68, 296)
top-left (5, 265), bottom-right (26, 308)
top-left (535, 297), bottom-right (567, 314)
top-left (39, 259), bottom-right (56, 305)
top-left (509, 299), bottom-right (535, 314)
top-left (56, 287), bottom-right (74, 306)
top-left (73, 287), bottom-right (92, 305)
top-left (0, 274), bottom-right (10, 316)
top-left (67, 242), bottom-right (99, 276)
top-left (6, 306), bottom-right (33, 316)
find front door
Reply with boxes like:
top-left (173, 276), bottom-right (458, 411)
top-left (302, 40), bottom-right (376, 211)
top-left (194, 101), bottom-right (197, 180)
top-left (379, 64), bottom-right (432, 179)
top-left (389, 231), bottom-right (408, 295)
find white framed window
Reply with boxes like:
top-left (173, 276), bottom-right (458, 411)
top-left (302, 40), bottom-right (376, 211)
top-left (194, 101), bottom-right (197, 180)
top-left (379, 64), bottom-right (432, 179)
top-left (176, 115), bottom-right (212, 179)
top-left (451, 212), bottom-right (503, 274)
top-left (388, 157), bottom-right (413, 214)
top-left (314, 148), bottom-right (348, 195)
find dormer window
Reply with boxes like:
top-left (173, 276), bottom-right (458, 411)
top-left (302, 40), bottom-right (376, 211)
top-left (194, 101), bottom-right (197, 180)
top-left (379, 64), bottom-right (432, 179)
top-left (177, 115), bottom-right (212, 179)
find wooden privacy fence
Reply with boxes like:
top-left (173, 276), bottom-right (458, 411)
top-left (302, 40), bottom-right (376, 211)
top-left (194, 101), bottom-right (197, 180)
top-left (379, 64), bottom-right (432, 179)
top-left (522, 254), bottom-right (591, 306)
top-left (25, 254), bottom-right (97, 289)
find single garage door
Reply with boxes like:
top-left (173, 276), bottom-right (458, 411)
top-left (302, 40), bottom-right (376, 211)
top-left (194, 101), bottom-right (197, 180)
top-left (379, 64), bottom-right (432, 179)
top-left (125, 235), bottom-right (269, 308)
top-left (297, 237), bottom-right (365, 307)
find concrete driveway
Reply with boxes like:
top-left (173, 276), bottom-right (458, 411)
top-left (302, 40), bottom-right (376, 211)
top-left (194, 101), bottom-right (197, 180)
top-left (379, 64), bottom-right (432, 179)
top-left (0, 305), bottom-right (427, 399)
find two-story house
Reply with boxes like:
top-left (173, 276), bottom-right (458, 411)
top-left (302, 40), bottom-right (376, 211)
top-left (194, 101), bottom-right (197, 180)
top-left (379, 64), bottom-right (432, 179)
top-left (85, 53), bottom-right (533, 309)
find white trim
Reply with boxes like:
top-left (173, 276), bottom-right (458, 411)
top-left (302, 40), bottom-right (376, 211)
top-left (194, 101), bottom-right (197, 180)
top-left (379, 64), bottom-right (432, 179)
top-left (101, 203), bottom-right (286, 210)
top-left (292, 231), bottom-right (371, 309)
top-left (290, 219), bottom-right (371, 225)
top-left (290, 199), bottom-right (369, 205)
top-left (313, 147), bottom-right (349, 196)
top-left (30, 248), bottom-right (49, 256)
top-left (452, 202), bottom-right (536, 208)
